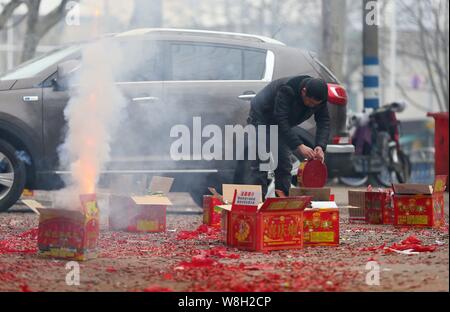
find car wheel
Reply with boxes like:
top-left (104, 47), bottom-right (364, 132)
top-left (0, 139), bottom-right (27, 212)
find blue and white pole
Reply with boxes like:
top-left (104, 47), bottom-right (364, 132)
top-left (363, 57), bottom-right (380, 109)
top-left (363, 0), bottom-right (380, 110)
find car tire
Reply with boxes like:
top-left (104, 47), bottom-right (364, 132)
top-left (0, 139), bottom-right (27, 212)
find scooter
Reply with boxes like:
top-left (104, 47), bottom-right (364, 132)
top-left (339, 101), bottom-right (411, 187)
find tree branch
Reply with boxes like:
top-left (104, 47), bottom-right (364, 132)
top-left (0, 0), bottom-right (26, 29)
top-left (36, 0), bottom-right (72, 37)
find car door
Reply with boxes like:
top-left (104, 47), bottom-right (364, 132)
top-left (42, 39), bottom-right (165, 172)
top-left (164, 41), bottom-right (272, 171)
top-left (108, 39), bottom-right (166, 169)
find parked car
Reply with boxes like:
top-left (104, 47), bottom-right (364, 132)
top-left (0, 28), bottom-right (354, 211)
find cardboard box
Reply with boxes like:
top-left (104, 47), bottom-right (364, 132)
top-left (203, 184), bottom-right (262, 227)
top-left (289, 187), bottom-right (331, 201)
top-left (22, 194), bottom-right (99, 261)
top-left (303, 202), bottom-right (339, 246)
top-left (348, 189), bottom-right (394, 224)
top-left (365, 191), bottom-right (393, 224)
top-left (393, 176), bottom-right (447, 227)
top-left (217, 189), bottom-right (311, 251)
top-left (348, 190), bottom-right (366, 222)
top-left (108, 176), bottom-right (173, 233)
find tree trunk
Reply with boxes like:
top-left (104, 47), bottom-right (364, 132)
top-left (21, 0), bottom-right (41, 63)
top-left (321, 0), bottom-right (347, 81)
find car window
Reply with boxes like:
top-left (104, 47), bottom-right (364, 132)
top-left (309, 53), bottom-right (339, 84)
top-left (116, 40), bottom-right (164, 82)
top-left (243, 49), bottom-right (266, 80)
top-left (170, 43), bottom-right (266, 81)
top-left (0, 45), bottom-right (80, 81)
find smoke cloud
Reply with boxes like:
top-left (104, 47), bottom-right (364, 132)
top-left (53, 39), bottom-right (127, 210)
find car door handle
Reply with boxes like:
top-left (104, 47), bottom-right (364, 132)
top-left (238, 93), bottom-right (256, 101)
top-left (132, 96), bottom-right (159, 102)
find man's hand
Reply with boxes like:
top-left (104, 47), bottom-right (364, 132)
top-left (297, 144), bottom-right (315, 160)
top-left (314, 146), bottom-right (325, 163)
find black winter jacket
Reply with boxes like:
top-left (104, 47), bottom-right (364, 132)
top-left (249, 75), bottom-right (330, 151)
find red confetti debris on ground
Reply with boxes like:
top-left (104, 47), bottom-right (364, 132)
top-left (143, 285), bottom-right (173, 292)
top-left (176, 224), bottom-right (220, 240)
top-left (387, 235), bottom-right (437, 253)
top-left (0, 212), bottom-right (448, 292)
top-left (360, 235), bottom-right (438, 254)
top-left (0, 228), bottom-right (38, 254)
top-left (19, 284), bottom-right (32, 292)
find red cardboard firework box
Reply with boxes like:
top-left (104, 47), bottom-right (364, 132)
top-left (22, 194), bottom-right (99, 261)
top-left (109, 195), bottom-right (171, 232)
top-left (217, 189), bottom-right (311, 251)
top-left (203, 195), bottom-right (224, 226)
top-left (108, 176), bottom-right (173, 233)
top-left (348, 189), bottom-right (394, 224)
top-left (365, 190), bottom-right (394, 224)
top-left (303, 202), bottom-right (340, 246)
top-left (393, 176), bottom-right (447, 228)
top-left (203, 184), bottom-right (262, 227)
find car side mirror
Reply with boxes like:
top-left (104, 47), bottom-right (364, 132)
top-left (55, 60), bottom-right (80, 91)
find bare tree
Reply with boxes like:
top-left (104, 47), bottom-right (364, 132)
top-left (398, 0), bottom-right (449, 112)
top-left (321, 0), bottom-right (347, 81)
top-left (0, 0), bottom-right (75, 62)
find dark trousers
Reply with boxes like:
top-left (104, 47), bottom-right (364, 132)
top-left (233, 120), bottom-right (293, 198)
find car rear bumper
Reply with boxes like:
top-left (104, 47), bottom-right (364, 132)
top-left (325, 144), bottom-right (355, 178)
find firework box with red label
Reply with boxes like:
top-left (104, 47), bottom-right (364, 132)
top-left (365, 190), bottom-right (393, 224)
top-left (108, 176), bottom-right (173, 232)
top-left (203, 184), bottom-right (262, 227)
top-left (22, 194), bottom-right (99, 261)
top-left (393, 175), bottom-right (447, 227)
top-left (348, 189), bottom-right (394, 224)
top-left (109, 195), bottom-right (172, 232)
top-left (303, 202), bottom-right (339, 246)
top-left (217, 189), bottom-right (312, 251)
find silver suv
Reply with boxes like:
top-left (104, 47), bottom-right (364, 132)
top-left (0, 28), bottom-right (354, 211)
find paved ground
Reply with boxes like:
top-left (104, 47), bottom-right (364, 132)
top-left (0, 187), bottom-right (448, 292)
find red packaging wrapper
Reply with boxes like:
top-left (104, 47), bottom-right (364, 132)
top-left (31, 194), bottom-right (99, 261)
top-left (393, 176), bottom-right (447, 228)
top-left (218, 190), bottom-right (311, 251)
top-left (203, 195), bottom-right (224, 226)
top-left (297, 160), bottom-right (328, 188)
top-left (303, 208), bottom-right (339, 246)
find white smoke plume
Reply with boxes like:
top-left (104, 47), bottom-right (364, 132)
top-left (53, 39), bottom-right (126, 210)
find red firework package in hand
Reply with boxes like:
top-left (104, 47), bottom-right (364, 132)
top-left (297, 160), bottom-right (328, 188)
top-left (217, 188), bottom-right (311, 251)
top-left (22, 194), bottom-right (100, 261)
